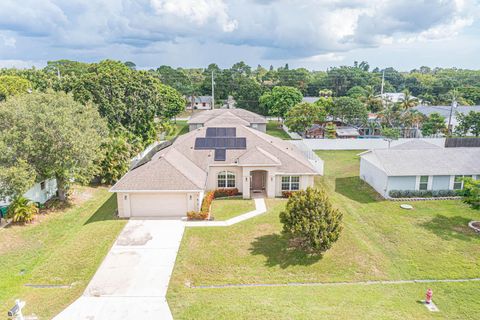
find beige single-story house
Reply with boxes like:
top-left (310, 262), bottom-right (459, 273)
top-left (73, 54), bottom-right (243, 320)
top-left (187, 108), bottom-right (267, 132)
top-left (359, 141), bottom-right (480, 198)
top-left (111, 122), bottom-right (322, 218)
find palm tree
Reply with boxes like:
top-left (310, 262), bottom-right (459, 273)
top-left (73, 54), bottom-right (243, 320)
top-left (7, 197), bottom-right (38, 223)
top-left (399, 89), bottom-right (418, 110)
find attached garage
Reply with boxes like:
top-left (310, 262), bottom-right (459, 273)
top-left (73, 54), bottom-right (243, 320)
top-left (128, 193), bottom-right (188, 218)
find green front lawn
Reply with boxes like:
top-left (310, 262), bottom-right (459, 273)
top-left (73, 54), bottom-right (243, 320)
top-left (210, 198), bottom-right (255, 221)
top-left (0, 187), bottom-right (125, 319)
top-left (166, 120), bottom-right (189, 140)
top-left (168, 150), bottom-right (480, 319)
top-left (266, 121), bottom-right (291, 140)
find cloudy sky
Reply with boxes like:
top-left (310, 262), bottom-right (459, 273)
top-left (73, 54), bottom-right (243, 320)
top-left (0, 0), bottom-right (479, 71)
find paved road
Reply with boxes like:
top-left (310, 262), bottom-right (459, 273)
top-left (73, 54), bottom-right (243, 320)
top-left (54, 220), bottom-right (185, 320)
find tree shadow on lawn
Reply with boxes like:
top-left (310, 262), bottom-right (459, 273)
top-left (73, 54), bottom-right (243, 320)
top-left (419, 215), bottom-right (477, 241)
top-left (84, 194), bottom-right (118, 225)
top-left (334, 177), bottom-right (378, 204)
top-left (249, 233), bottom-right (322, 269)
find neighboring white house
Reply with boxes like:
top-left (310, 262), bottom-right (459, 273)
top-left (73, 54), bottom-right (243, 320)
top-left (0, 178), bottom-right (58, 208)
top-left (412, 105), bottom-right (480, 133)
top-left (187, 108), bottom-right (268, 132)
top-left (377, 92), bottom-right (418, 103)
top-left (186, 96), bottom-right (213, 110)
top-left (302, 97), bottom-right (320, 104)
top-left (110, 122), bottom-right (322, 218)
top-left (359, 141), bottom-right (480, 198)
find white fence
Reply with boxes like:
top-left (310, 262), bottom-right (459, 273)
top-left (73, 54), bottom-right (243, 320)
top-left (303, 138), bottom-right (446, 150)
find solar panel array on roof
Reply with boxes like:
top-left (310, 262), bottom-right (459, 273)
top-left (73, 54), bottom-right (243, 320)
top-left (194, 127), bottom-right (247, 161)
top-left (214, 148), bottom-right (226, 161)
top-left (206, 127), bottom-right (236, 137)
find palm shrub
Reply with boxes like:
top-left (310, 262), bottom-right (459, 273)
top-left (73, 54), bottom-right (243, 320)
top-left (280, 187), bottom-right (343, 254)
top-left (7, 196), bottom-right (38, 223)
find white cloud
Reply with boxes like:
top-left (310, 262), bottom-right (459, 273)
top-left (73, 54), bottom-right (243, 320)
top-left (0, 34), bottom-right (16, 47)
top-left (150, 0), bottom-right (238, 32)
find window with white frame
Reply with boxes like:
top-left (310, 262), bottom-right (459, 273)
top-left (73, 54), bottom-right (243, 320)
top-left (281, 176), bottom-right (300, 191)
top-left (419, 176), bottom-right (429, 190)
top-left (454, 175), bottom-right (472, 190)
top-left (217, 171), bottom-right (236, 188)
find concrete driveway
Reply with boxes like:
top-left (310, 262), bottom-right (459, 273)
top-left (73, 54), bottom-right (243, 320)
top-left (54, 219), bottom-right (185, 320)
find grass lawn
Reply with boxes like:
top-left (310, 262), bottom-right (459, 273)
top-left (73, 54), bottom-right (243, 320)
top-left (210, 198), bottom-right (255, 221)
top-left (266, 121), bottom-right (291, 140)
top-left (0, 186), bottom-right (125, 319)
top-left (168, 150), bottom-right (480, 319)
top-left (166, 120), bottom-right (189, 140)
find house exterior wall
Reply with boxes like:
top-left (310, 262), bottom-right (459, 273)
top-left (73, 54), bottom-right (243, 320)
top-left (359, 158), bottom-right (388, 197)
top-left (206, 166), bottom-right (244, 191)
top-left (23, 179), bottom-right (58, 204)
top-left (189, 123), bottom-right (203, 131)
top-left (432, 175), bottom-right (451, 190)
top-left (186, 102), bottom-right (212, 110)
top-left (116, 191), bottom-right (200, 218)
top-left (250, 123), bottom-right (266, 133)
top-left (274, 175), bottom-right (314, 197)
top-left (387, 176), bottom-right (416, 192)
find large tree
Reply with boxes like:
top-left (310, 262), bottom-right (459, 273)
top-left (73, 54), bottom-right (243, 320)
top-left (0, 75), bottom-right (32, 101)
top-left (455, 111), bottom-right (480, 137)
top-left (259, 86), bottom-right (303, 119)
top-left (421, 112), bottom-right (447, 136)
top-left (331, 96), bottom-right (368, 125)
top-left (284, 102), bottom-right (326, 135)
top-left (73, 60), bottom-right (184, 145)
top-left (0, 91), bottom-right (108, 201)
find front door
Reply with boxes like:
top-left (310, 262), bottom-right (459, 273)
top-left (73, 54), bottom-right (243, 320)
top-left (251, 171), bottom-right (265, 191)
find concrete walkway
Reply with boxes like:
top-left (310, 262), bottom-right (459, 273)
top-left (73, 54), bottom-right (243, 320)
top-left (54, 220), bottom-right (185, 320)
top-left (185, 198), bottom-right (266, 227)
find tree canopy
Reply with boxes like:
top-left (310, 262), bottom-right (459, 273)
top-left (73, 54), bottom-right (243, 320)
top-left (0, 91), bottom-right (108, 200)
top-left (260, 86), bottom-right (303, 118)
top-left (284, 102), bottom-right (326, 134)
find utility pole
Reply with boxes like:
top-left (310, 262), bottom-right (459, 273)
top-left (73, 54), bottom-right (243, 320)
top-left (448, 94), bottom-right (457, 135)
top-left (211, 71), bottom-right (215, 109)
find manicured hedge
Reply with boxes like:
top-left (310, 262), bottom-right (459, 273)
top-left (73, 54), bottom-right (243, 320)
top-left (388, 189), bottom-right (459, 198)
top-left (188, 188), bottom-right (240, 220)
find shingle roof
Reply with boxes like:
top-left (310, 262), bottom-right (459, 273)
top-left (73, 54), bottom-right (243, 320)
top-left (361, 147), bottom-right (480, 176)
top-left (111, 124), bottom-right (318, 191)
top-left (412, 105), bottom-right (480, 118)
top-left (391, 140), bottom-right (442, 150)
top-left (188, 108), bottom-right (267, 124)
top-left (188, 96), bottom-right (212, 103)
top-left (302, 97), bottom-right (320, 103)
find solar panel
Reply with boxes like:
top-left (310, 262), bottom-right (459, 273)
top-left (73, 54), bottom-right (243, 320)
top-left (214, 148), bottom-right (226, 161)
top-left (217, 127), bottom-right (227, 137)
top-left (216, 137), bottom-right (226, 148)
top-left (206, 128), bottom-right (217, 137)
top-left (226, 128), bottom-right (236, 137)
top-left (235, 138), bottom-right (246, 149)
top-left (194, 138), bottom-right (206, 149)
top-left (205, 138), bottom-right (216, 148)
top-left (226, 138), bottom-right (236, 148)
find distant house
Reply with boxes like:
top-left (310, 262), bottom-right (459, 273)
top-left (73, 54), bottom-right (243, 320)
top-left (305, 122), bottom-right (360, 139)
top-left (377, 92), bottom-right (418, 103)
top-left (221, 96), bottom-right (236, 109)
top-left (0, 178), bottom-right (58, 209)
top-left (359, 141), bottom-right (480, 198)
top-left (412, 105), bottom-right (480, 133)
top-left (188, 108), bottom-right (267, 132)
top-left (186, 96), bottom-right (213, 110)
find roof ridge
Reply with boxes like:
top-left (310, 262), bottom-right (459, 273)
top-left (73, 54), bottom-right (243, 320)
top-left (162, 148), bottom-right (207, 189)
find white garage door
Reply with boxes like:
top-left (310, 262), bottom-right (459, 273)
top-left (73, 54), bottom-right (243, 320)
top-left (129, 193), bottom-right (187, 217)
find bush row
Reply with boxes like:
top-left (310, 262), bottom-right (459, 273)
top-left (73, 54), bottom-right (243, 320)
top-left (388, 189), bottom-right (459, 198)
top-left (188, 188), bottom-right (240, 220)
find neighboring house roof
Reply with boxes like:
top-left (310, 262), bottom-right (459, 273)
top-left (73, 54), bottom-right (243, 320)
top-left (188, 96), bottom-right (212, 103)
top-left (204, 111), bottom-right (251, 127)
top-left (412, 105), bottom-right (480, 118)
top-left (188, 108), bottom-right (267, 124)
top-left (111, 124), bottom-right (318, 192)
top-left (302, 97), bottom-right (319, 103)
top-left (336, 127), bottom-right (360, 137)
top-left (390, 140), bottom-right (442, 150)
top-left (361, 147), bottom-right (480, 176)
